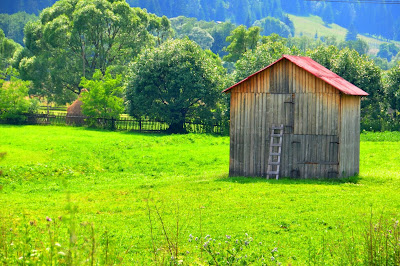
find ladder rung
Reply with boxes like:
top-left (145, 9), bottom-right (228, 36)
top-left (271, 126), bottom-right (284, 130)
top-left (271, 134), bottom-right (282, 137)
top-left (270, 152), bottom-right (280, 156)
top-left (271, 143), bottom-right (281, 147)
top-left (267, 171), bottom-right (279, 175)
top-left (268, 161), bottom-right (280, 165)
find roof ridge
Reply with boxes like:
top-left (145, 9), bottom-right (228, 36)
top-left (223, 55), bottom-right (369, 96)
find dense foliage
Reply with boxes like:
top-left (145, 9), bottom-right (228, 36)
top-left (80, 69), bottom-right (124, 125)
top-left (0, 77), bottom-right (38, 123)
top-left (15, 0), bottom-right (169, 104)
top-left (3, 0), bottom-right (400, 42)
top-left (0, 12), bottom-right (37, 45)
top-left (127, 39), bottom-right (227, 133)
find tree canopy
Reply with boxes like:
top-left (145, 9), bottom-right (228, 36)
top-left (127, 39), bottom-right (227, 133)
top-left (16, 0), bottom-right (169, 104)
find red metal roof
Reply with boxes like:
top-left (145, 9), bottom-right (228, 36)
top-left (223, 55), bottom-right (369, 96)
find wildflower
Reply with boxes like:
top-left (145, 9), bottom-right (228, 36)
top-left (178, 260), bottom-right (183, 264)
top-left (216, 252), bottom-right (220, 255)
top-left (18, 257), bottom-right (23, 260)
top-left (10, 242), bottom-right (14, 246)
top-left (226, 235), bottom-right (231, 239)
top-left (29, 220), bottom-right (36, 226)
top-left (270, 256), bottom-right (275, 261)
top-left (235, 239), bottom-right (238, 244)
top-left (203, 241), bottom-right (209, 248)
top-left (245, 241), bottom-right (249, 246)
top-left (195, 237), bottom-right (198, 241)
top-left (204, 235), bottom-right (210, 240)
top-left (245, 233), bottom-right (248, 237)
top-left (55, 243), bottom-right (61, 247)
top-left (186, 251), bottom-right (190, 254)
top-left (189, 234), bottom-right (193, 238)
top-left (278, 263), bottom-right (282, 266)
top-left (272, 247), bottom-right (278, 253)
top-left (46, 217), bottom-right (52, 222)
top-left (58, 252), bottom-right (66, 256)
top-left (259, 242), bottom-right (262, 245)
top-left (245, 255), bottom-right (247, 258)
top-left (225, 241), bottom-right (229, 244)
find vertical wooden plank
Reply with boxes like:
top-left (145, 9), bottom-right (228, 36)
top-left (249, 92), bottom-right (255, 176)
top-left (261, 93), bottom-right (266, 176)
top-left (255, 93), bottom-right (260, 176)
top-left (235, 92), bottom-right (240, 175)
top-left (229, 93), bottom-right (236, 176)
top-left (238, 92), bottom-right (244, 175)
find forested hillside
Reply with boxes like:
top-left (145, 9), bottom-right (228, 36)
top-left (1, 0), bottom-right (399, 41)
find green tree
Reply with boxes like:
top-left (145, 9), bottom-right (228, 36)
top-left (0, 12), bottom-right (38, 45)
top-left (235, 39), bottom-right (294, 81)
top-left (0, 77), bottom-right (38, 123)
top-left (338, 39), bottom-right (369, 55)
top-left (188, 27), bottom-right (214, 50)
top-left (223, 25), bottom-right (261, 62)
top-left (386, 63), bottom-right (400, 120)
top-left (80, 69), bottom-right (124, 126)
top-left (377, 43), bottom-right (400, 62)
top-left (0, 29), bottom-right (22, 74)
top-left (17, 0), bottom-right (164, 104)
top-left (345, 23), bottom-right (358, 41)
top-left (253, 17), bottom-right (292, 38)
top-left (127, 39), bottom-right (227, 133)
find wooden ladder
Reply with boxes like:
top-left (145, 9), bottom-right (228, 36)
top-left (267, 124), bottom-right (284, 179)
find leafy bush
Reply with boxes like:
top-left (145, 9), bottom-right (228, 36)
top-left (80, 69), bottom-right (124, 128)
top-left (0, 78), bottom-right (38, 124)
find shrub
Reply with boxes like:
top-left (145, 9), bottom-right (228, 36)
top-left (0, 78), bottom-right (38, 124)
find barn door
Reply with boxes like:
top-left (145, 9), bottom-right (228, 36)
top-left (290, 135), bottom-right (339, 178)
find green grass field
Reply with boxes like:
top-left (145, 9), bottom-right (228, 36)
top-left (1, 125), bottom-right (400, 264)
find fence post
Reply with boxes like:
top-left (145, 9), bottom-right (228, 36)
top-left (111, 117), bottom-right (115, 130)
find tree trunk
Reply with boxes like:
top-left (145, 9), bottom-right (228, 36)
top-left (168, 119), bottom-right (186, 134)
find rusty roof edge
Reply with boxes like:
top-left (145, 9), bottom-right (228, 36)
top-left (222, 54), bottom-right (369, 96)
top-left (282, 55), bottom-right (369, 96)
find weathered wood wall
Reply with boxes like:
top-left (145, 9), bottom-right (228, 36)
top-left (229, 58), bottom-right (360, 178)
top-left (339, 95), bottom-right (361, 177)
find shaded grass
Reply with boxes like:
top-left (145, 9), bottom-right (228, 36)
top-left (1, 125), bottom-right (400, 264)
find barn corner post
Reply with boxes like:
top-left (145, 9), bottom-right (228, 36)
top-left (223, 55), bottom-right (368, 179)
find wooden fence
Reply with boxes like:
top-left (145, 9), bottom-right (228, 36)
top-left (23, 114), bottom-right (227, 135)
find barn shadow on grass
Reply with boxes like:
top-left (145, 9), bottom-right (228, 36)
top-left (216, 175), bottom-right (360, 185)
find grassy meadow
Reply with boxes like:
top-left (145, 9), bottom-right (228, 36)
top-left (1, 125), bottom-right (400, 265)
top-left (288, 14), bottom-right (399, 54)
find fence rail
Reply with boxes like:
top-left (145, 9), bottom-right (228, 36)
top-left (20, 114), bottom-right (227, 135)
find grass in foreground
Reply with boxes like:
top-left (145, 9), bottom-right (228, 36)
top-left (1, 125), bottom-right (400, 264)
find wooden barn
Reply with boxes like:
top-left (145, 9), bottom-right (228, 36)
top-left (223, 55), bottom-right (368, 179)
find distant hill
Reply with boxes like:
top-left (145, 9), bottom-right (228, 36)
top-left (1, 0), bottom-right (399, 42)
top-left (289, 14), bottom-right (398, 56)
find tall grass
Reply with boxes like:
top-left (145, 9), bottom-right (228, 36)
top-left (1, 126), bottom-right (400, 264)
